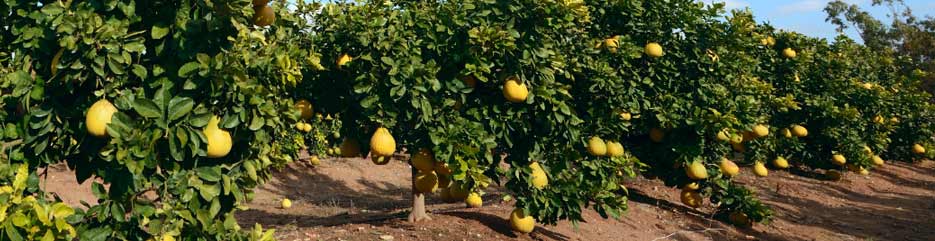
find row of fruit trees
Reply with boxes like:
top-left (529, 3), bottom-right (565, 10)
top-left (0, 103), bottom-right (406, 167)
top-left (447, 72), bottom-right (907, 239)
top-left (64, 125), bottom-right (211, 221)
top-left (1, 0), bottom-right (933, 240)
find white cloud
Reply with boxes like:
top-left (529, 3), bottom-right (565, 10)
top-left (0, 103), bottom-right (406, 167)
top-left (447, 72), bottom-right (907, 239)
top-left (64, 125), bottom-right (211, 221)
top-left (699, 0), bottom-right (750, 9)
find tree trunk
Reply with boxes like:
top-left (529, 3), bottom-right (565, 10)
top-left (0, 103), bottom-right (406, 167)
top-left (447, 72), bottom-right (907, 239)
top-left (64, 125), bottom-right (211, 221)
top-left (407, 167), bottom-right (431, 222)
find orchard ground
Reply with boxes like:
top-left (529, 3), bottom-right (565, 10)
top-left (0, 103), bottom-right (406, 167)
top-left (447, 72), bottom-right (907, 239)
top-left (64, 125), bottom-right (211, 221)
top-left (42, 158), bottom-right (935, 241)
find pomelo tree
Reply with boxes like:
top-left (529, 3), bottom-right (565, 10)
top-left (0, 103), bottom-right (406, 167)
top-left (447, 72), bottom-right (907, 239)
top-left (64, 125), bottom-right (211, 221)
top-left (0, 0), bottom-right (327, 240)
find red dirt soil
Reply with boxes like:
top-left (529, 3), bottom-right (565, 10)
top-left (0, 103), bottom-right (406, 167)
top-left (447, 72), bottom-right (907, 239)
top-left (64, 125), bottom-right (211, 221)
top-left (40, 158), bottom-right (935, 241)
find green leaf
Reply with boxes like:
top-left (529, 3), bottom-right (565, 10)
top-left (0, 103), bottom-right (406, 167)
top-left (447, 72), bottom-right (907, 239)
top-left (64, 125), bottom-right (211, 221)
top-left (79, 226), bottom-right (111, 241)
top-left (51, 203), bottom-right (75, 219)
top-left (132, 99), bottom-right (162, 118)
top-left (151, 25), bottom-right (169, 39)
top-left (248, 114), bottom-right (264, 131)
top-left (131, 64), bottom-right (148, 79)
top-left (178, 62), bottom-right (200, 78)
top-left (168, 97), bottom-right (194, 121)
top-left (196, 166), bottom-right (222, 182)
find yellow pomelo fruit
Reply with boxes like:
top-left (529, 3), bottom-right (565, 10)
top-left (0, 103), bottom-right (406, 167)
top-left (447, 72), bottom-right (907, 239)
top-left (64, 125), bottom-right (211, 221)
top-left (889, 117), bottom-right (899, 123)
top-left (85, 99), bottom-right (118, 137)
top-left (587, 136), bottom-right (608, 156)
top-left (340, 138), bottom-right (361, 157)
top-left (729, 133), bottom-right (743, 144)
top-left (280, 198), bottom-right (292, 209)
top-left (683, 182), bottom-right (700, 191)
top-left (411, 148), bottom-right (435, 172)
top-left (337, 54), bottom-right (352, 67)
top-left (204, 116), bottom-right (233, 158)
top-left (645, 42), bottom-right (664, 58)
top-left (465, 192), bottom-right (483, 208)
top-left (502, 76), bottom-right (529, 103)
top-left (605, 141), bottom-right (624, 157)
top-left (649, 128), bottom-right (665, 143)
top-left (791, 125), bottom-right (808, 137)
top-left (371, 155), bottom-right (390, 165)
top-left (449, 183), bottom-right (469, 200)
top-left (295, 122), bottom-right (305, 131)
top-left (685, 161), bottom-right (708, 180)
top-left (680, 190), bottom-right (702, 208)
top-left (434, 161), bottom-right (452, 175)
top-left (415, 171), bottom-right (439, 193)
top-left (831, 154), bottom-right (846, 166)
top-left (780, 128), bottom-right (792, 138)
top-left (303, 123), bottom-right (312, 132)
top-left (619, 112), bottom-right (632, 121)
top-left (253, 5), bottom-right (276, 27)
top-left (729, 212), bottom-right (752, 228)
top-left (295, 99), bottom-right (313, 120)
top-left (604, 36), bottom-right (620, 53)
top-left (753, 162), bottom-right (768, 177)
top-left (716, 130), bottom-right (730, 142)
top-left (309, 155), bottom-right (320, 166)
top-left (752, 125), bottom-right (769, 138)
top-left (862, 146), bottom-right (873, 156)
top-left (720, 158), bottom-right (740, 177)
top-left (859, 167), bottom-right (869, 175)
top-left (873, 115), bottom-right (884, 124)
top-left (370, 127), bottom-right (396, 156)
top-left (871, 155), bottom-right (884, 166)
top-left (912, 144), bottom-right (926, 155)
top-left (772, 156), bottom-right (789, 169)
top-left (529, 163), bottom-right (548, 189)
top-left (509, 208), bottom-right (536, 234)
top-left (782, 48), bottom-right (796, 58)
top-left (766, 36), bottom-right (776, 46)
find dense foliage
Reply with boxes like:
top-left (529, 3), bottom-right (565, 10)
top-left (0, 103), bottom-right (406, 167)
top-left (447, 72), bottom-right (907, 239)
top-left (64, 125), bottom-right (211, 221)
top-left (1, 0), bottom-right (932, 240)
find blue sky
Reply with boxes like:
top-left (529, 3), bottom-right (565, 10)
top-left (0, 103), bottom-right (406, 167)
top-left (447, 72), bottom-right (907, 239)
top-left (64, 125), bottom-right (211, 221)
top-left (700, 0), bottom-right (935, 42)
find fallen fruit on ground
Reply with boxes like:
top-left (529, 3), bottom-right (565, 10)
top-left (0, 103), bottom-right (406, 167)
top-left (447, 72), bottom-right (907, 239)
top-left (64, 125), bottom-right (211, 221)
top-left (465, 192), bottom-right (483, 208)
top-left (281, 198), bottom-right (292, 209)
top-left (680, 190), bottom-right (703, 208)
top-left (509, 208), bottom-right (536, 234)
